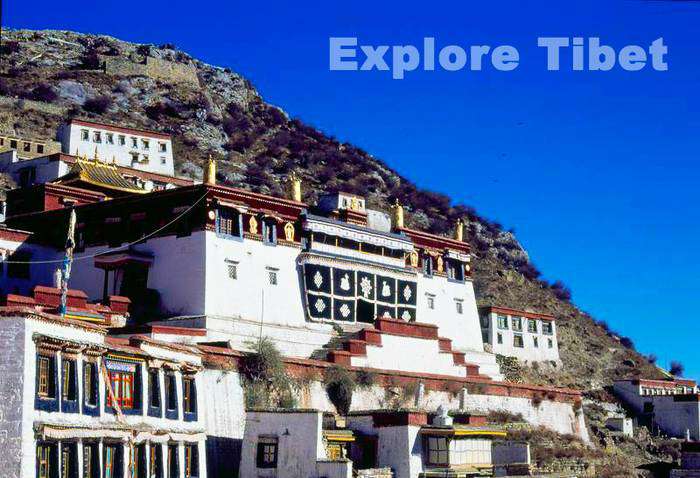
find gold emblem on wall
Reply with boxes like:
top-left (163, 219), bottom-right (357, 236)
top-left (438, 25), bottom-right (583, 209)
top-left (249, 216), bottom-right (258, 234)
top-left (409, 251), bottom-right (419, 267)
top-left (350, 196), bottom-right (360, 211)
top-left (284, 222), bottom-right (295, 241)
top-left (436, 256), bottom-right (444, 273)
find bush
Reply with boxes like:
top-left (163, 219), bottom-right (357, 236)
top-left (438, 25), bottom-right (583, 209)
top-left (324, 365), bottom-right (356, 415)
top-left (26, 84), bottom-right (58, 103)
top-left (355, 369), bottom-right (376, 388)
top-left (549, 280), bottom-right (572, 301)
top-left (670, 361), bottom-right (684, 377)
top-left (80, 50), bottom-right (102, 70)
top-left (240, 337), bottom-right (297, 409)
top-left (83, 95), bottom-right (113, 114)
top-left (0, 41), bottom-right (20, 55)
top-left (145, 101), bottom-right (183, 120)
top-left (619, 336), bottom-right (635, 350)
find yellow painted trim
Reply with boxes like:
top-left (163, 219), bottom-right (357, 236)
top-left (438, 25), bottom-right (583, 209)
top-left (453, 430), bottom-right (507, 438)
top-left (64, 314), bottom-right (103, 323)
top-left (324, 434), bottom-right (355, 442)
top-left (106, 354), bottom-right (144, 363)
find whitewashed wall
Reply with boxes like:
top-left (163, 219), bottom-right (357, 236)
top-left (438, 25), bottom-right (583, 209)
top-left (481, 312), bottom-right (561, 363)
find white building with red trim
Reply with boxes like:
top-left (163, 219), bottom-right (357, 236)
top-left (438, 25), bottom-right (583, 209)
top-left (479, 306), bottom-right (560, 364)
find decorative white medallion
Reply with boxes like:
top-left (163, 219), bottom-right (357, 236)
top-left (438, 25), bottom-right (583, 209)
top-left (382, 310), bottom-right (392, 318)
top-left (340, 273), bottom-right (351, 291)
top-left (403, 285), bottom-right (412, 301)
top-left (381, 281), bottom-right (391, 297)
top-left (401, 310), bottom-right (412, 321)
top-left (339, 303), bottom-right (351, 318)
top-left (360, 276), bottom-right (372, 298)
top-left (314, 271), bottom-right (324, 289)
top-left (315, 298), bottom-right (326, 313)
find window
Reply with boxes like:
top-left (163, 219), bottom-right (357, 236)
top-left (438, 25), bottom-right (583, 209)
top-left (527, 319), bottom-right (538, 333)
top-left (184, 444), bottom-right (198, 478)
top-left (84, 362), bottom-right (98, 407)
top-left (267, 268), bottom-right (278, 286)
top-left (106, 133), bottom-right (114, 144)
top-left (149, 444), bottom-right (163, 478)
top-left (454, 299), bottom-right (463, 314)
top-left (142, 139), bottom-right (150, 150)
top-left (81, 130), bottom-right (89, 141)
top-left (37, 144), bottom-right (44, 154)
top-left (262, 218), bottom-right (277, 244)
top-left (37, 355), bottom-right (56, 399)
top-left (168, 444), bottom-right (179, 478)
top-left (426, 436), bottom-right (449, 466)
top-left (183, 377), bottom-right (196, 415)
top-left (131, 444), bottom-right (146, 478)
top-left (496, 315), bottom-right (509, 330)
top-left (533, 337), bottom-right (539, 348)
top-left (548, 338), bottom-right (554, 349)
top-left (160, 156), bottom-right (167, 164)
top-left (141, 154), bottom-right (149, 164)
top-left (451, 438), bottom-right (491, 466)
top-left (105, 361), bottom-right (138, 410)
top-left (497, 333), bottom-right (503, 344)
top-left (426, 294), bottom-right (435, 310)
top-left (422, 255), bottom-right (433, 276)
top-left (61, 442), bottom-right (76, 478)
top-left (513, 334), bottom-right (524, 348)
top-left (149, 370), bottom-right (161, 409)
top-left (37, 442), bottom-right (56, 478)
top-left (446, 260), bottom-right (464, 281)
top-left (118, 135), bottom-right (126, 146)
top-left (93, 132), bottom-right (102, 143)
top-left (23, 141), bottom-right (31, 152)
top-left (130, 152), bottom-right (140, 164)
top-left (226, 260), bottom-right (238, 280)
top-left (165, 372), bottom-right (178, 413)
top-left (83, 443), bottom-right (99, 478)
top-left (10, 139), bottom-right (17, 148)
top-left (131, 137), bottom-right (138, 148)
top-left (216, 209), bottom-right (241, 237)
top-left (61, 359), bottom-right (77, 401)
top-left (103, 444), bottom-right (120, 478)
top-left (256, 437), bottom-right (278, 468)
top-left (512, 316), bottom-right (523, 332)
top-left (542, 322), bottom-right (554, 335)
top-left (159, 142), bottom-right (167, 152)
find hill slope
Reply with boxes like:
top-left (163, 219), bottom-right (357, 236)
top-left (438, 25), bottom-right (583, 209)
top-left (0, 29), bottom-right (665, 392)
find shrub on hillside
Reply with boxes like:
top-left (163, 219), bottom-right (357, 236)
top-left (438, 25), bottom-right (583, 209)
top-left (26, 84), bottom-right (58, 103)
top-left (83, 95), bottom-right (113, 114)
top-left (240, 337), bottom-right (297, 409)
top-left (0, 41), bottom-right (20, 55)
top-left (670, 361), bottom-right (684, 377)
top-left (549, 280), bottom-right (572, 301)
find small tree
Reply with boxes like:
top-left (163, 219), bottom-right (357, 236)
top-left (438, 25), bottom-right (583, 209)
top-left (324, 365), bottom-right (355, 416)
top-left (240, 337), bottom-right (297, 409)
top-left (83, 95), bottom-right (113, 114)
top-left (670, 361), bottom-right (684, 377)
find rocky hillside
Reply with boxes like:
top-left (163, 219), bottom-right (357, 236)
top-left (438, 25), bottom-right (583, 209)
top-left (0, 29), bottom-right (665, 393)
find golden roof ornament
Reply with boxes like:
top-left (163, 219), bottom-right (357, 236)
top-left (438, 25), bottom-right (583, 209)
top-left (205, 154), bottom-right (216, 185)
top-left (454, 218), bottom-right (464, 242)
top-left (391, 199), bottom-right (404, 230)
top-left (93, 146), bottom-right (99, 163)
top-left (287, 172), bottom-right (302, 202)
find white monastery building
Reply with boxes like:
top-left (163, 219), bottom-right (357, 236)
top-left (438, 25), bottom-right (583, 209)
top-left (57, 119), bottom-right (175, 176)
top-left (479, 306), bottom-right (560, 364)
top-left (0, 121), bottom-right (596, 478)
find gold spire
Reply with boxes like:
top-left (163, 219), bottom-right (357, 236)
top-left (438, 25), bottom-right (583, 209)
top-left (287, 172), bottom-right (302, 202)
top-left (391, 199), bottom-right (404, 230)
top-left (93, 146), bottom-right (99, 162)
top-left (204, 154), bottom-right (216, 185)
top-left (454, 218), bottom-right (464, 242)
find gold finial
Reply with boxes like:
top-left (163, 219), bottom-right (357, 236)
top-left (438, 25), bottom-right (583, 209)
top-left (205, 154), bottom-right (216, 185)
top-left (454, 218), bottom-right (464, 242)
top-left (111, 155), bottom-right (117, 165)
top-left (93, 146), bottom-right (99, 162)
top-left (287, 172), bottom-right (302, 202)
top-left (391, 199), bottom-right (404, 230)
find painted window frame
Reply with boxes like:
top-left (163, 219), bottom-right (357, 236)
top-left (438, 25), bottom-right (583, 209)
top-left (256, 437), bottom-right (278, 469)
top-left (182, 376), bottom-right (198, 422)
top-left (60, 358), bottom-right (79, 413)
top-left (215, 208), bottom-right (243, 239)
top-left (164, 372), bottom-right (179, 420)
top-left (425, 436), bottom-right (449, 467)
top-left (35, 353), bottom-right (59, 412)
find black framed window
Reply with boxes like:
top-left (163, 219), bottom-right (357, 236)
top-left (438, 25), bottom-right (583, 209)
top-left (148, 369), bottom-right (162, 417)
top-left (164, 372), bottom-right (178, 420)
top-left (182, 376), bottom-right (197, 421)
top-left (131, 443), bottom-right (147, 478)
top-left (426, 436), bottom-right (449, 467)
top-left (61, 442), bottom-right (78, 478)
top-left (103, 444), bottom-right (122, 478)
top-left (262, 218), bottom-right (277, 244)
top-left (216, 209), bottom-right (242, 238)
top-left (184, 444), bottom-right (199, 478)
top-left (83, 443), bottom-right (100, 478)
top-left (149, 444), bottom-right (164, 478)
top-left (36, 442), bottom-right (57, 478)
top-left (256, 437), bottom-right (278, 469)
top-left (36, 354), bottom-right (59, 412)
top-left (167, 444), bottom-right (179, 478)
top-left (83, 362), bottom-right (98, 408)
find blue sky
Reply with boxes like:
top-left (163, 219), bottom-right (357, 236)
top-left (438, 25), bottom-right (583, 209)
top-left (5, 0), bottom-right (699, 378)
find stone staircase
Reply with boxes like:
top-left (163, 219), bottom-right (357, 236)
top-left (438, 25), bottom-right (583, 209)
top-left (325, 317), bottom-right (495, 379)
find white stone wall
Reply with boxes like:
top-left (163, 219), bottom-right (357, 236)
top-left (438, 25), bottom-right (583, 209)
top-left (239, 410), bottom-right (325, 478)
top-left (481, 312), bottom-right (560, 363)
top-left (0, 152), bottom-right (70, 187)
top-left (58, 123), bottom-right (174, 176)
top-left (0, 317), bottom-right (26, 478)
